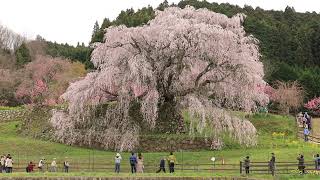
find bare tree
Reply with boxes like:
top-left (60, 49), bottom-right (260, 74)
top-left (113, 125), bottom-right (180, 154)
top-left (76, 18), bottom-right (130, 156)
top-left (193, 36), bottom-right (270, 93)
top-left (271, 81), bottom-right (304, 114)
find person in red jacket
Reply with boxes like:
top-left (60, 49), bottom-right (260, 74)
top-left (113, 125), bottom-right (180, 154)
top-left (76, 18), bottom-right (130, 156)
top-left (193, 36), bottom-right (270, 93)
top-left (26, 162), bottom-right (35, 173)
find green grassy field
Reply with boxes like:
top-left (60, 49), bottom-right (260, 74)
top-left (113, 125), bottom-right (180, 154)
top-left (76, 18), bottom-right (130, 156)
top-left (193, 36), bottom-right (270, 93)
top-left (0, 111), bottom-right (319, 179)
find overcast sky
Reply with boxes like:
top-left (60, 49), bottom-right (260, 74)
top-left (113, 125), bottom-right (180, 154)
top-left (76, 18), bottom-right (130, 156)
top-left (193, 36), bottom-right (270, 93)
top-left (0, 0), bottom-right (319, 46)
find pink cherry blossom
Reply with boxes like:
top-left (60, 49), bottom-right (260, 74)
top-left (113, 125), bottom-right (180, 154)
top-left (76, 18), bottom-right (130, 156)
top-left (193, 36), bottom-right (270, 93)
top-left (51, 6), bottom-right (268, 150)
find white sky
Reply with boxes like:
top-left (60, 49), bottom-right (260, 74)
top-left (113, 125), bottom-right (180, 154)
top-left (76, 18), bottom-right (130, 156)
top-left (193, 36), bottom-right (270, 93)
top-left (0, 0), bottom-right (319, 46)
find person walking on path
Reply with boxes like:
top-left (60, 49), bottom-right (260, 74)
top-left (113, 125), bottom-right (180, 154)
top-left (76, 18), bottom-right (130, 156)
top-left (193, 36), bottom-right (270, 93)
top-left (136, 153), bottom-right (144, 173)
top-left (5, 156), bottom-right (13, 173)
top-left (168, 152), bottom-right (177, 173)
top-left (304, 112), bottom-right (312, 130)
top-left (129, 152), bottom-right (137, 173)
top-left (63, 158), bottom-right (70, 173)
top-left (304, 125), bottom-right (310, 142)
top-left (0, 155), bottom-right (5, 173)
top-left (244, 156), bottom-right (250, 175)
top-left (156, 157), bottom-right (166, 173)
top-left (38, 158), bottom-right (45, 172)
top-left (314, 154), bottom-right (320, 170)
top-left (269, 153), bottom-right (276, 176)
top-left (297, 154), bottom-right (305, 174)
top-left (114, 153), bottom-right (122, 173)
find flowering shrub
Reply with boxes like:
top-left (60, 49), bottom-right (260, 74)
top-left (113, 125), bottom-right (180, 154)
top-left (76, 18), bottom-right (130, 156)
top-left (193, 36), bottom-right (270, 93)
top-left (15, 55), bottom-right (85, 106)
top-left (272, 132), bottom-right (286, 138)
top-left (304, 97), bottom-right (320, 115)
top-left (290, 169), bottom-right (320, 175)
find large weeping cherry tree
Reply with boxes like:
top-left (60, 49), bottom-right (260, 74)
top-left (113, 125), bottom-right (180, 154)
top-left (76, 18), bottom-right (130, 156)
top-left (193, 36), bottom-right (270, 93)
top-left (51, 6), bottom-right (269, 151)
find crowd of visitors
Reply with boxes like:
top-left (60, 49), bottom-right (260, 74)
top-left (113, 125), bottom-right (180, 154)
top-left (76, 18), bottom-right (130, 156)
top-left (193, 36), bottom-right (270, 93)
top-left (0, 154), bottom-right (13, 173)
top-left (243, 152), bottom-right (320, 176)
top-left (0, 152), bottom-right (175, 174)
top-left (2, 151), bottom-right (320, 174)
top-left (0, 156), bottom-right (70, 173)
top-left (123, 152), bottom-right (176, 174)
top-left (297, 112), bottom-right (312, 142)
top-left (243, 153), bottom-right (275, 176)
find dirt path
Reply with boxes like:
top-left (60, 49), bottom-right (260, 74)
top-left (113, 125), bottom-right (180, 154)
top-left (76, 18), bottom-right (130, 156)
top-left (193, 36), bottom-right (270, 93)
top-left (312, 118), bottom-right (320, 137)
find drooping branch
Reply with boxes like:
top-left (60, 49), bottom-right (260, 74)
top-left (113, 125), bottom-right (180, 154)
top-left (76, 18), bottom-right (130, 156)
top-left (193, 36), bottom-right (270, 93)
top-left (51, 6), bottom-right (268, 151)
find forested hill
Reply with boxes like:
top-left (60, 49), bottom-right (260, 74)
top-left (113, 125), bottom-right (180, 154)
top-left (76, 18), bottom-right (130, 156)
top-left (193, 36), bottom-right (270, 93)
top-left (48, 0), bottom-right (320, 98)
top-left (35, 0), bottom-right (320, 98)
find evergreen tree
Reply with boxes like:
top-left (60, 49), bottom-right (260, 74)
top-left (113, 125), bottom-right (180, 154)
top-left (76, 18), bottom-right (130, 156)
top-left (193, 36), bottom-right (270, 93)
top-left (15, 43), bottom-right (31, 67)
top-left (90, 21), bottom-right (102, 43)
top-left (157, 0), bottom-right (169, 11)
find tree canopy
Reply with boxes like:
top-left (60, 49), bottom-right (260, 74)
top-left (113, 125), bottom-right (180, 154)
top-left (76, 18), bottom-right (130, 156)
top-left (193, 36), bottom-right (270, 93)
top-left (88, 0), bottom-right (320, 99)
top-left (51, 6), bottom-right (268, 151)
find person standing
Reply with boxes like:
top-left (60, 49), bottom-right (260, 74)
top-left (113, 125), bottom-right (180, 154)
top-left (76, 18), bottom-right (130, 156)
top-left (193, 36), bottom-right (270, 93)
top-left (168, 152), bottom-right (176, 173)
top-left (38, 158), bottom-right (45, 172)
top-left (5, 156), bottom-right (13, 173)
top-left (304, 125), bottom-right (310, 142)
top-left (156, 157), bottom-right (166, 173)
top-left (297, 154), bottom-right (305, 174)
top-left (50, 158), bottom-right (57, 172)
top-left (269, 153), bottom-right (275, 176)
top-left (27, 162), bottom-right (35, 173)
top-left (244, 156), bottom-right (250, 175)
top-left (136, 153), bottom-right (144, 173)
top-left (129, 152), bottom-right (137, 173)
top-left (304, 112), bottom-right (312, 130)
top-left (314, 154), bottom-right (320, 170)
top-left (0, 156), bottom-right (5, 173)
top-left (114, 153), bottom-right (122, 173)
top-left (63, 158), bottom-right (70, 173)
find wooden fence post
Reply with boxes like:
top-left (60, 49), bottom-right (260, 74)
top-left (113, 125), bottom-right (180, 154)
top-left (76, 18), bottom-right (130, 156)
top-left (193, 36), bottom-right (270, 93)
top-left (239, 161), bottom-right (242, 174)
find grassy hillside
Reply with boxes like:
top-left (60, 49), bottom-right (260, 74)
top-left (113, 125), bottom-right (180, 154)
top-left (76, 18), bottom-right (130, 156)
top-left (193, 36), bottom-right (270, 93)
top-left (1, 112), bottom-right (319, 168)
top-left (1, 111), bottom-right (320, 179)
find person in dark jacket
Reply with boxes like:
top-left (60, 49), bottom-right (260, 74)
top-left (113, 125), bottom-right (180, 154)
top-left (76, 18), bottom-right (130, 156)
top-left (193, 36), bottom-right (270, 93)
top-left (297, 154), bottom-right (305, 174)
top-left (315, 154), bottom-right (320, 170)
top-left (129, 152), bottom-right (137, 173)
top-left (156, 157), bottom-right (166, 173)
top-left (244, 156), bottom-right (250, 175)
top-left (269, 153), bottom-right (275, 176)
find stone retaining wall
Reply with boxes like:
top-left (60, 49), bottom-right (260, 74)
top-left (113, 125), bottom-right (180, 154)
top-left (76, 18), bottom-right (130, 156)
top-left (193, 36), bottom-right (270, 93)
top-left (139, 136), bottom-right (212, 151)
top-left (0, 177), bottom-right (262, 180)
top-left (0, 109), bottom-right (28, 122)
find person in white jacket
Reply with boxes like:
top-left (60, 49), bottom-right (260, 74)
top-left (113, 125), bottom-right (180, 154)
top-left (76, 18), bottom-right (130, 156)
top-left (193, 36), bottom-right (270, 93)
top-left (50, 158), bottom-right (57, 172)
top-left (38, 158), bottom-right (45, 172)
top-left (5, 156), bottom-right (13, 173)
top-left (115, 153), bottom-right (122, 173)
top-left (0, 155), bottom-right (5, 173)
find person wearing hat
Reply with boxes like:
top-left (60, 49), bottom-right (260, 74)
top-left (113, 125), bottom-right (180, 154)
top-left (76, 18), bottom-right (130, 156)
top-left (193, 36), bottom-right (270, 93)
top-left (269, 153), bottom-right (276, 176)
top-left (50, 158), bottom-right (57, 172)
top-left (115, 153), bottom-right (122, 173)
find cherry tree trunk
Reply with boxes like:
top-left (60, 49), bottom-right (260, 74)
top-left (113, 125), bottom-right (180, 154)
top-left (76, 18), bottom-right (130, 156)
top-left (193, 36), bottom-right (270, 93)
top-left (155, 99), bottom-right (185, 133)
